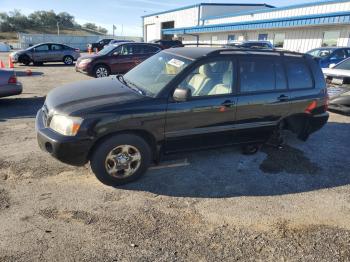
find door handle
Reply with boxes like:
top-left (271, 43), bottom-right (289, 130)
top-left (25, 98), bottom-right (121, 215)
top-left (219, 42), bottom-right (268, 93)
top-left (277, 95), bottom-right (289, 102)
top-left (221, 100), bottom-right (234, 107)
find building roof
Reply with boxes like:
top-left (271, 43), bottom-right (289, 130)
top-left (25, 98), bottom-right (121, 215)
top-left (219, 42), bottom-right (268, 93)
top-left (163, 11), bottom-right (350, 35)
top-left (142, 3), bottom-right (275, 18)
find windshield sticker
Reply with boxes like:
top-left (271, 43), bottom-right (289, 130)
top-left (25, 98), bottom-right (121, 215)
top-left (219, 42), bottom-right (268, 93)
top-left (167, 58), bottom-right (185, 68)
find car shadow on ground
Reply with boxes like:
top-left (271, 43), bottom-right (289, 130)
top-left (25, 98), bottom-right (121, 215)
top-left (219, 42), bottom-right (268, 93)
top-left (15, 71), bottom-right (44, 77)
top-left (0, 96), bottom-right (45, 121)
top-left (121, 122), bottom-right (350, 198)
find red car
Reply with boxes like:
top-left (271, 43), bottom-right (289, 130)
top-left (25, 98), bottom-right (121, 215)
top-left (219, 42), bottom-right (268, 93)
top-left (76, 42), bottom-right (162, 78)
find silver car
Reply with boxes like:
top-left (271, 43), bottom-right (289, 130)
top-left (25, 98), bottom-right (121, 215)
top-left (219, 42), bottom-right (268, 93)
top-left (10, 43), bottom-right (80, 66)
top-left (0, 69), bottom-right (22, 98)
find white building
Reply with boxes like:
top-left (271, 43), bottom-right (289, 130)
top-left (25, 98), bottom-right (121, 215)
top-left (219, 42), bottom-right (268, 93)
top-left (142, 0), bottom-right (350, 53)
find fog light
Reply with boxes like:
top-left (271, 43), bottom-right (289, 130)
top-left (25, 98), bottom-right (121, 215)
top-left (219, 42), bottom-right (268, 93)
top-left (45, 142), bottom-right (53, 153)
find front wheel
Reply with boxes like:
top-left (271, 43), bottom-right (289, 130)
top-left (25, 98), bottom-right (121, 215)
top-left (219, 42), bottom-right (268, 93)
top-left (94, 65), bottom-right (110, 78)
top-left (90, 134), bottom-right (152, 186)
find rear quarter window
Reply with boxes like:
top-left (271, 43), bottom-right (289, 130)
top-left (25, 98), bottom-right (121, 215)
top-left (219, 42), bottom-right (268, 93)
top-left (285, 59), bottom-right (314, 89)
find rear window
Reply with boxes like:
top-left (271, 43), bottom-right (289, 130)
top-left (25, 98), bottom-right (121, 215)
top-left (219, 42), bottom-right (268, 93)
top-left (239, 57), bottom-right (287, 92)
top-left (285, 59), bottom-right (313, 89)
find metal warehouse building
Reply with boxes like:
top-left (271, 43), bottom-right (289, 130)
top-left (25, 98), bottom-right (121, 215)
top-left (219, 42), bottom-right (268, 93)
top-left (142, 0), bottom-right (350, 52)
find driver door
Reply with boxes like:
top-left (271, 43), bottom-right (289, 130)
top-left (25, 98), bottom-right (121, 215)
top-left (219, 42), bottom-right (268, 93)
top-left (164, 58), bottom-right (238, 152)
top-left (32, 44), bottom-right (50, 62)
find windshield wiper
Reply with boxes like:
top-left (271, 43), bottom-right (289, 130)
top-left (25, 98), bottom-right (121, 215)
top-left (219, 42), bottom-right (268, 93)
top-left (116, 75), bottom-right (146, 96)
top-left (116, 74), bottom-right (128, 85)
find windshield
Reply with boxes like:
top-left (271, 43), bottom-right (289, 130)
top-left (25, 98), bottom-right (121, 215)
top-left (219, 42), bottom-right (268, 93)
top-left (307, 48), bottom-right (333, 58)
top-left (334, 58), bottom-right (350, 70)
top-left (123, 51), bottom-right (192, 97)
top-left (98, 45), bottom-right (118, 55)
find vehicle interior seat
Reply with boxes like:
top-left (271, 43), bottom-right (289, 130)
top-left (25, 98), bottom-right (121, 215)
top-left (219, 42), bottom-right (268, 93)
top-left (187, 64), bottom-right (215, 96)
top-left (208, 71), bottom-right (232, 95)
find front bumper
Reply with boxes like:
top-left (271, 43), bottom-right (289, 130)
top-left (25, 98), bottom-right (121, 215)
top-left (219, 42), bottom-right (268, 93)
top-left (35, 109), bottom-right (93, 166)
top-left (0, 83), bottom-right (22, 97)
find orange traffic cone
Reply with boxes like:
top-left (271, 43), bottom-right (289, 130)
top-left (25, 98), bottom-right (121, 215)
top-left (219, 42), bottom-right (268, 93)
top-left (0, 60), bottom-right (5, 68)
top-left (8, 56), bottom-right (14, 68)
top-left (26, 69), bottom-right (32, 76)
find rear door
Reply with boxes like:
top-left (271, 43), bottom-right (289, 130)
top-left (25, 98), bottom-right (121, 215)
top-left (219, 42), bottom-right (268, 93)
top-left (32, 44), bottom-right (50, 62)
top-left (235, 55), bottom-right (290, 140)
top-left (50, 44), bottom-right (64, 61)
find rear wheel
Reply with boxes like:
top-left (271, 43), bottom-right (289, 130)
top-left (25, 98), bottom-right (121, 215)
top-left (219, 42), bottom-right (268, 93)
top-left (241, 144), bottom-right (261, 155)
top-left (63, 55), bottom-right (74, 65)
top-left (90, 134), bottom-right (152, 186)
top-left (94, 65), bottom-right (110, 78)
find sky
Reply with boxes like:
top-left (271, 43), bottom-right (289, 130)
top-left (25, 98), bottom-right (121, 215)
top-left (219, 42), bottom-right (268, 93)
top-left (2, 0), bottom-right (331, 36)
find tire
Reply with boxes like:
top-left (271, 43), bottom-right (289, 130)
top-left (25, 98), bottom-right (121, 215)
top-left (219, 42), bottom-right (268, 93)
top-left (90, 134), bottom-right (152, 186)
top-left (94, 64), bottom-right (110, 78)
top-left (63, 55), bottom-right (74, 65)
top-left (20, 55), bottom-right (31, 66)
top-left (241, 144), bottom-right (261, 155)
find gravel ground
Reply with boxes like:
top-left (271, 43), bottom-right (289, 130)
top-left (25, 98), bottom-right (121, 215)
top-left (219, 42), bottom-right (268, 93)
top-left (0, 52), bottom-right (350, 261)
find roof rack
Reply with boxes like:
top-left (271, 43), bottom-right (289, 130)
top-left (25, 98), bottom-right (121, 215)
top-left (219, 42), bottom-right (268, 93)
top-left (170, 43), bottom-right (225, 48)
top-left (207, 48), bottom-right (305, 57)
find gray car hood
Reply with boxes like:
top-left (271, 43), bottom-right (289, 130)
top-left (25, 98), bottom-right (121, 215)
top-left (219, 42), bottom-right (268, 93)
top-left (45, 76), bottom-right (146, 116)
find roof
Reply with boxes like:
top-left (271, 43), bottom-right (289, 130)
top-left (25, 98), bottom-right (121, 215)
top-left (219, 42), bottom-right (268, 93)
top-left (201, 0), bottom-right (350, 21)
top-left (163, 46), bottom-right (304, 60)
top-left (164, 47), bottom-right (219, 60)
top-left (142, 3), bottom-right (275, 18)
top-left (163, 11), bottom-right (350, 35)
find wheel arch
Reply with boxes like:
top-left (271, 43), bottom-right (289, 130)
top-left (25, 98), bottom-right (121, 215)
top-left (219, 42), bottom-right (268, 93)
top-left (88, 129), bottom-right (158, 162)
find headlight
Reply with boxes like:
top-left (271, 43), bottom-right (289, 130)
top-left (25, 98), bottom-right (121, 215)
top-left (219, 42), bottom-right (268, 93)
top-left (79, 58), bottom-right (92, 66)
top-left (49, 115), bottom-right (83, 136)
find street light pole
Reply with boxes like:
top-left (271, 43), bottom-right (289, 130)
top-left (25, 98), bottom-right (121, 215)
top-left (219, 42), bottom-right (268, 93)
top-left (57, 21), bottom-right (60, 36)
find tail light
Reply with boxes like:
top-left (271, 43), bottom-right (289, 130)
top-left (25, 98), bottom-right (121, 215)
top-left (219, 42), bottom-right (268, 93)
top-left (305, 100), bottom-right (317, 114)
top-left (8, 75), bottom-right (17, 84)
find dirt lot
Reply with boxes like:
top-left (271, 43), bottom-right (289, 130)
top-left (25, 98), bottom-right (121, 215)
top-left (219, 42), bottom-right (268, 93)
top-left (0, 52), bottom-right (350, 261)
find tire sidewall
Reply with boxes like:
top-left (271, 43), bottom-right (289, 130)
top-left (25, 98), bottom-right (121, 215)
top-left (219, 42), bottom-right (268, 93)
top-left (63, 55), bottom-right (74, 65)
top-left (94, 64), bottom-right (110, 78)
top-left (91, 134), bottom-right (152, 186)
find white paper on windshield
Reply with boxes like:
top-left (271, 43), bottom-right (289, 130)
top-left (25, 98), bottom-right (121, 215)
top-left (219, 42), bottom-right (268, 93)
top-left (167, 58), bottom-right (184, 68)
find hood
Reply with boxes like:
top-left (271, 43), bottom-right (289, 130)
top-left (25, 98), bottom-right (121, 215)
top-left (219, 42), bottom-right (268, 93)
top-left (45, 76), bottom-right (147, 116)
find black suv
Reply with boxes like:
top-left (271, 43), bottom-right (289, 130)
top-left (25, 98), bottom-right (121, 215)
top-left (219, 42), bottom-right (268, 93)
top-left (36, 47), bottom-right (329, 186)
top-left (87, 39), bottom-right (114, 52)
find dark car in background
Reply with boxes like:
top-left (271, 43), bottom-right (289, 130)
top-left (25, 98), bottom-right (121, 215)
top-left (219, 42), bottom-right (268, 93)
top-left (228, 41), bottom-right (274, 49)
top-left (87, 39), bottom-right (114, 52)
top-left (306, 47), bottom-right (350, 68)
top-left (38, 47), bottom-right (328, 186)
top-left (108, 40), bottom-right (134, 45)
top-left (151, 39), bottom-right (183, 49)
top-left (10, 43), bottom-right (80, 66)
top-left (76, 42), bottom-right (162, 77)
top-left (0, 69), bottom-right (22, 98)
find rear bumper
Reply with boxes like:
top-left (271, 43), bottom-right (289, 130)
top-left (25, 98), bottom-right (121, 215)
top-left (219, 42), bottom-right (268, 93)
top-left (308, 112), bottom-right (329, 134)
top-left (0, 83), bottom-right (22, 97)
top-left (35, 109), bottom-right (93, 166)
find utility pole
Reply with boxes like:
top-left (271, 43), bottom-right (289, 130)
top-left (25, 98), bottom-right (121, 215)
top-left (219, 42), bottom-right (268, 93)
top-left (57, 21), bottom-right (60, 36)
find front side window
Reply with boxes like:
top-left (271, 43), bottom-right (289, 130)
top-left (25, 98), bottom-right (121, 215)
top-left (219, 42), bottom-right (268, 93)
top-left (35, 45), bottom-right (49, 51)
top-left (322, 31), bottom-right (340, 47)
top-left (285, 59), bottom-right (313, 89)
top-left (239, 58), bottom-right (286, 92)
top-left (330, 49), bottom-right (346, 60)
top-left (333, 58), bottom-right (350, 70)
top-left (123, 51), bottom-right (192, 97)
top-left (307, 48), bottom-right (332, 58)
top-left (179, 60), bottom-right (233, 97)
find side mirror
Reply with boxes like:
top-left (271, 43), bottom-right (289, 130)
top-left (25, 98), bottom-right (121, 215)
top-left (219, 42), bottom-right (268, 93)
top-left (329, 63), bottom-right (336, 68)
top-left (112, 51), bottom-right (119, 56)
top-left (173, 87), bottom-right (191, 102)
